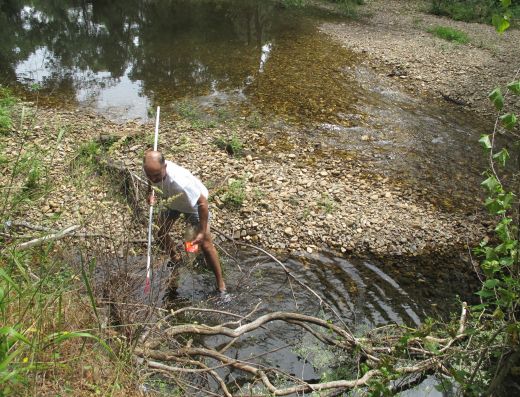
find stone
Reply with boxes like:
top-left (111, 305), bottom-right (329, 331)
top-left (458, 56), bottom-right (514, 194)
top-left (284, 227), bottom-right (294, 236)
top-left (306, 246), bottom-right (313, 253)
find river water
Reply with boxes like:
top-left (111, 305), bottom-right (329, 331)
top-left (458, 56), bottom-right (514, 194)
top-left (2, 0), bottom-right (489, 395)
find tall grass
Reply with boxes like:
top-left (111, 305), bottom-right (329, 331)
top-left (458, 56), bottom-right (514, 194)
top-left (0, 104), bottom-right (139, 396)
top-left (0, 86), bottom-right (15, 134)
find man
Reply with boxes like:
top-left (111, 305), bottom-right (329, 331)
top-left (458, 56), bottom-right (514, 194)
top-left (143, 150), bottom-right (226, 293)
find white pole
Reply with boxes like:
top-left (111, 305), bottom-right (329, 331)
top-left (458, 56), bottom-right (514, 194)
top-left (145, 106), bottom-right (160, 294)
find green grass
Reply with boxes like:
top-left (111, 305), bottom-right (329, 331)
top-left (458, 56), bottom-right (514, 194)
top-left (0, 86), bottom-right (16, 134)
top-left (221, 178), bottom-right (246, 208)
top-left (174, 99), bottom-right (216, 129)
top-left (317, 193), bottom-right (335, 214)
top-left (428, 25), bottom-right (469, 43)
top-left (213, 134), bottom-right (244, 157)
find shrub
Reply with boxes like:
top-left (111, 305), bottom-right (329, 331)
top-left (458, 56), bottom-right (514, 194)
top-left (430, 0), bottom-right (520, 25)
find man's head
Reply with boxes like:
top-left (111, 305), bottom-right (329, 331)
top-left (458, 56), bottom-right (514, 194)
top-left (143, 150), bottom-right (166, 183)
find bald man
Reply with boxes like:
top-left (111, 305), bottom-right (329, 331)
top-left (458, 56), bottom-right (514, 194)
top-left (143, 151), bottom-right (226, 293)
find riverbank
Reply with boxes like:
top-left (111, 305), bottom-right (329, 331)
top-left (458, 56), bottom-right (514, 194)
top-left (320, 0), bottom-right (520, 117)
top-left (1, 103), bottom-right (485, 260)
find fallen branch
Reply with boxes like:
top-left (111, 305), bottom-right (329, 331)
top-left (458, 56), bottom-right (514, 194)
top-left (15, 225), bottom-right (80, 251)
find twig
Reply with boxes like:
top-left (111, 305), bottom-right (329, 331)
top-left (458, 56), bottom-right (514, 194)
top-left (15, 225), bottom-right (80, 251)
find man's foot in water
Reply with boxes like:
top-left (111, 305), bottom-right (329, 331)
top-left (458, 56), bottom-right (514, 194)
top-left (216, 289), bottom-right (233, 304)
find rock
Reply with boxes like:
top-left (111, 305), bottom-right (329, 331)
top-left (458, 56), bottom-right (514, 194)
top-left (284, 227), bottom-right (294, 236)
top-left (246, 154), bottom-right (253, 161)
top-left (306, 246), bottom-right (313, 253)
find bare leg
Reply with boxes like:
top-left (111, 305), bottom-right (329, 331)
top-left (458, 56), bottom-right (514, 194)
top-left (200, 225), bottom-right (226, 292)
top-left (157, 213), bottom-right (180, 262)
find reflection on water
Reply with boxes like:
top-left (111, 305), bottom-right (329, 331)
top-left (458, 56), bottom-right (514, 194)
top-left (1, 0), bottom-right (364, 123)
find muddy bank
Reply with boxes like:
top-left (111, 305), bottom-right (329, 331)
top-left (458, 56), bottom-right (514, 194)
top-left (320, 0), bottom-right (520, 117)
top-left (0, 104), bottom-right (485, 259)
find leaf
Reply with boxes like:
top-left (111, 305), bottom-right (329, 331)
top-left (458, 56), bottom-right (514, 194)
top-left (492, 14), bottom-right (510, 33)
top-left (508, 81), bottom-right (520, 95)
top-left (501, 0), bottom-right (511, 8)
top-left (500, 113), bottom-right (517, 129)
top-left (489, 88), bottom-right (504, 110)
top-left (479, 134), bottom-right (492, 149)
top-left (476, 288), bottom-right (495, 298)
top-left (481, 175), bottom-right (501, 193)
top-left (493, 148), bottom-right (510, 166)
top-left (484, 279), bottom-right (500, 289)
top-left (0, 269), bottom-right (20, 293)
top-left (45, 331), bottom-right (114, 357)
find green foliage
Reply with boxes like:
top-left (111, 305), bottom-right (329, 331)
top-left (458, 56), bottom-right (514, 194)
top-left (0, 249), bottom-right (111, 396)
top-left (213, 134), bottom-right (244, 157)
top-left (428, 25), bottom-right (469, 43)
top-left (246, 111), bottom-right (263, 129)
top-left (330, 0), bottom-right (365, 18)
top-left (220, 178), bottom-right (246, 208)
top-left (70, 140), bottom-right (102, 174)
top-left (174, 99), bottom-right (216, 129)
top-left (469, 6), bottom-right (520, 393)
top-left (430, 0), bottom-right (520, 26)
top-left (280, 0), bottom-right (307, 8)
top-left (317, 193), bottom-right (335, 214)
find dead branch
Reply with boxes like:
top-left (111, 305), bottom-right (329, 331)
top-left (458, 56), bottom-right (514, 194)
top-left (133, 299), bottom-right (471, 395)
top-left (14, 224), bottom-right (80, 251)
top-left (136, 346), bottom-right (442, 396)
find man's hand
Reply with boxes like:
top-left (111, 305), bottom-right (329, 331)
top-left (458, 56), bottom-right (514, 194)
top-left (192, 231), bottom-right (205, 246)
top-left (147, 194), bottom-right (156, 206)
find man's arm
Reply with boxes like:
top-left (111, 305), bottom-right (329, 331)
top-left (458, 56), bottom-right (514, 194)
top-left (192, 194), bottom-right (210, 244)
top-left (146, 182), bottom-right (156, 205)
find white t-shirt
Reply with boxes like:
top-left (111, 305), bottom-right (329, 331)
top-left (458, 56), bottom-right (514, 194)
top-left (152, 161), bottom-right (208, 214)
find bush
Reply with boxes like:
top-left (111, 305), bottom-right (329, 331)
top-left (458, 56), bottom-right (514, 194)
top-left (430, 0), bottom-right (520, 25)
top-left (428, 25), bottom-right (469, 43)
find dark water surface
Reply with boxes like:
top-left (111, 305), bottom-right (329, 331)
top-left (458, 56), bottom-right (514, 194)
top-left (1, 0), bottom-right (358, 123)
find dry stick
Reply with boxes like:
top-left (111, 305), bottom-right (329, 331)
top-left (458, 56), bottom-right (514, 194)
top-left (211, 227), bottom-right (351, 330)
top-left (143, 302), bottom-right (264, 346)
top-left (161, 311), bottom-right (358, 349)
top-left (15, 225), bottom-right (80, 251)
top-left (213, 240), bottom-right (243, 272)
top-left (138, 346), bottom-right (440, 396)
